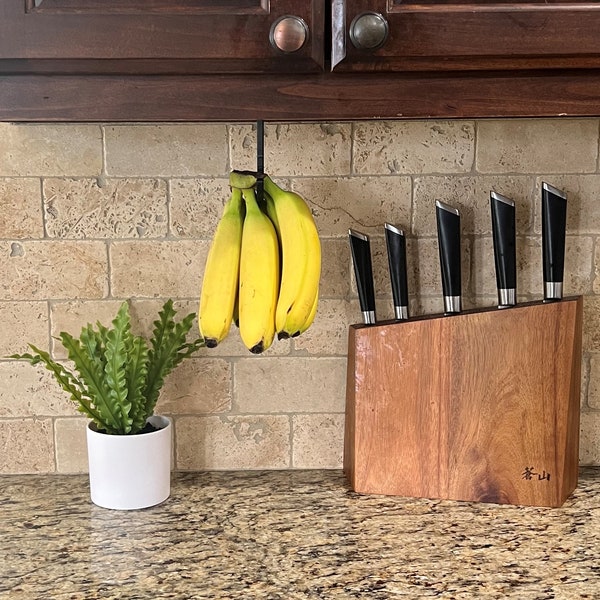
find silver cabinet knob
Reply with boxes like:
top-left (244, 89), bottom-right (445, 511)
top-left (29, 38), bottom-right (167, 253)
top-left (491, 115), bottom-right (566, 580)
top-left (349, 12), bottom-right (389, 51)
top-left (269, 15), bottom-right (309, 53)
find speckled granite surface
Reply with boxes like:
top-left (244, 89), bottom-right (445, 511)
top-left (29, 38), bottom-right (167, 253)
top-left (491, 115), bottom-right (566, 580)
top-left (2, 469), bottom-right (600, 599)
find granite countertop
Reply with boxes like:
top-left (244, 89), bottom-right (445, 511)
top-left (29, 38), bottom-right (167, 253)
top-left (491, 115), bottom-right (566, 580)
top-left (2, 469), bottom-right (600, 599)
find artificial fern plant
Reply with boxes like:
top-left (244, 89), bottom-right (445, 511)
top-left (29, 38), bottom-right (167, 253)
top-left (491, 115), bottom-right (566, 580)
top-left (11, 300), bottom-right (204, 435)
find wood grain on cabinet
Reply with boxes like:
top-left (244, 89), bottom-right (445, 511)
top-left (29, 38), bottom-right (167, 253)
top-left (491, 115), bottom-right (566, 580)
top-left (340, 0), bottom-right (600, 72)
top-left (0, 1), bottom-right (324, 74)
top-left (3, 70), bottom-right (600, 121)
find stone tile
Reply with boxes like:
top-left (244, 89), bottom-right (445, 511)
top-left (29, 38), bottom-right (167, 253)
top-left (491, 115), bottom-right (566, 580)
top-left (360, 235), bottom-right (419, 300)
top-left (411, 238), bottom-right (441, 298)
top-left (410, 295), bottom-right (447, 317)
top-left (581, 353), bottom-right (590, 409)
top-left (587, 354), bottom-right (600, 410)
top-left (0, 241), bottom-right (108, 300)
top-left (234, 357), bottom-right (346, 413)
top-left (44, 178), bottom-right (168, 239)
top-left (562, 236), bottom-right (594, 296)
top-left (0, 301), bottom-right (48, 356)
top-left (175, 415), bottom-right (290, 470)
top-left (413, 175), bottom-right (534, 236)
top-left (229, 123), bottom-right (352, 176)
top-left (353, 121), bottom-right (475, 175)
top-left (0, 124), bottom-right (102, 177)
top-left (291, 176), bottom-right (412, 237)
top-left (0, 418), bottom-right (54, 474)
top-left (471, 235), bottom-right (560, 299)
top-left (119, 298), bottom-right (200, 340)
top-left (110, 240), bottom-right (208, 298)
top-left (169, 178), bottom-right (231, 238)
top-left (50, 300), bottom-right (124, 359)
top-left (584, 296), bottom-right (600, 353)
top-left (580, 411), bottom-right (600, 465)
top-left (104, 124), bottom-right (228, 177)
top-left (0, 179), bottom-right (43, 238)
top-left (472, 236), bottom-right (552, 300)
top-left (343, 296), bottom-right (395, 324)
top-left (532, 176), bottom-right (600, 235)
top-left (55, 418), bottom-right (89, 474)
top-left (594, 244), bottom-right (600, 296)
top-left (476, 119), bottom-right (598, 174)
top-left (118, 298), bottom-right (281, 359)
top-left (342, 298), bottom-right (366, 325)
top-left (197, 328), bottom-right (292, 357)
top-left (372, 298), bottom-right (398, 322)
top-left (157, 358), bottom-right (232, 415)
top-left (471, 237), bottom-right (502, 299)
top-left (293, 299), bottom-right (353, 356)
top-left (411, 237), bottom-right (472, 299)
top-left (320, 239), bottom-right (352, 298)
top-left (292, 414), bottom-right (344, 468)
top-left (0, 362), bottom-right (76, 418)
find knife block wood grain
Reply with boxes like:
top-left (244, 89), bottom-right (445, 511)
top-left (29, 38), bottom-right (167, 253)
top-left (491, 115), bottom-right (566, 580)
top-left (344, 297), bottom-right (583, 507)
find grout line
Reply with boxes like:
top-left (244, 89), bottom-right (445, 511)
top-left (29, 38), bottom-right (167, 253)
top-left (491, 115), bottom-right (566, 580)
top-left (100, 124), bottom-right (108, 178)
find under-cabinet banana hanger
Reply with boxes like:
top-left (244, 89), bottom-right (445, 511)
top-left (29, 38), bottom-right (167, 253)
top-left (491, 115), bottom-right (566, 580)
top-left (256, 119), bottom-right (265, 205)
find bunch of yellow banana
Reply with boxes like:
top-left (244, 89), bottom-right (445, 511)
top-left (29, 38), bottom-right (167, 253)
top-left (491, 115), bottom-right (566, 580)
top-left (198, 170), bottom-right (321, 353)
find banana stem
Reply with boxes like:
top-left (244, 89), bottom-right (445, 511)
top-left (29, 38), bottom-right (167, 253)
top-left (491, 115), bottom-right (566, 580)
top-left (230, 170), bottom-right (259, 190)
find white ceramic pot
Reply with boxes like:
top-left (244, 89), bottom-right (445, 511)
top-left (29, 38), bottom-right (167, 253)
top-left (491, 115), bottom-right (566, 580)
top-left (86, 415), bottom-right (172, 510)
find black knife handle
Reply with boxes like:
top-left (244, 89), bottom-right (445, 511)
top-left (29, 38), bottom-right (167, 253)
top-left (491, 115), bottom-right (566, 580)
top-left (435, 201), bottom-right (461, 313)
top-left (490, 192), bottom-right (517, 307)
top-left (349, 229), bottom-right (376, 324)
top-left (542, 182), bottom-right (567, 301)
top-left (384, 223), bottom-right (409, 320)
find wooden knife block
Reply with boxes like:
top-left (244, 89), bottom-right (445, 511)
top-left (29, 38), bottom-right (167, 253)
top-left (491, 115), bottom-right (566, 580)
top-left (344, 297), bottom-right (583, 507)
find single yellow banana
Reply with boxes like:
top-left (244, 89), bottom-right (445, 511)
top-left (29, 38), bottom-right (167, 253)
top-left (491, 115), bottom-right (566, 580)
top-left (263, 176), bottom-right (321, 339)
top-left (238, 187), bottom-right (280, 354)
top-left (297, 286), bottom-right (319, 335)
top-left (199, 187), bottom-right (244, 347)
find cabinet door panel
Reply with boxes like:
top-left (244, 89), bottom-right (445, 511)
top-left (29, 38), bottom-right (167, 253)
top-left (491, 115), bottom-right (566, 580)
top-left (0, 1), bottom-right (324, 74)
top-left (336, 0), bottom-right (600, 71)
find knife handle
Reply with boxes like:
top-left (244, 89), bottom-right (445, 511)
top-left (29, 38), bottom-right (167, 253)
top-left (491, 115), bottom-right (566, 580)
top-left (542, 182), bottom-right (567, 301)
top-left (349, 229), bottom-right (376, 324)
top-left (490, 192), bottom-right (517, 308)
top-left (435, 200), bottom-right (461, 314)
top-left (384, 223), bottom-right (409, 320)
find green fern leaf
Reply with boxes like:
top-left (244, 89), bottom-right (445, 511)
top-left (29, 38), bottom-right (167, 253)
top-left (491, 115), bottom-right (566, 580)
top-left (144, 301), bottom-right (203, 417)
top-left (103, 302), bottom-right (133, 433)
top-left (11, 345), bottom-right (105, 427)
top-left (61, 330), bottom-right (122, 434)
top-left (125, 334), bottom-right (150, 434)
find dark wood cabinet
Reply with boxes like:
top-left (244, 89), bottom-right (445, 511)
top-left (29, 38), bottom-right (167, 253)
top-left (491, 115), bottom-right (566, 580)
top-left (337, 0), bottom-right (600, 72)
top-left (2, 0), bottom-right (600, 121)
top-left (0, 0), bottom-right (324, 74)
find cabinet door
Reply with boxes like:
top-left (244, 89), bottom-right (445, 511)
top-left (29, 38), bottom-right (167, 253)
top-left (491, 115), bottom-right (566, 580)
top-left (0, 0), bottom-right (324, 74)
top-left (335, 0), bottom-right (600, 71)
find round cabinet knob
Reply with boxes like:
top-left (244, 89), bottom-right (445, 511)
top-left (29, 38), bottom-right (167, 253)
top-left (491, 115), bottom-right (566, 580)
top-left (349, 12), bottom-right (389, 51)
top-left (270, 15), bottom-right (309, 53)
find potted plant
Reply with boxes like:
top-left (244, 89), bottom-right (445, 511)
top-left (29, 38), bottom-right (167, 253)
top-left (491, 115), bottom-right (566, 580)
top-left (10, 299), bottom-right (204, 510)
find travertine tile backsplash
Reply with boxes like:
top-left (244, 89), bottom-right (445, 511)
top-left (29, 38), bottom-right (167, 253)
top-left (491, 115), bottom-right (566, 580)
top-left (1, 119), bottom-right (600, 474)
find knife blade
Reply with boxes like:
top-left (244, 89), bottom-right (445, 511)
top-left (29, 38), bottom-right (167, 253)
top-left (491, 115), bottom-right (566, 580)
top-left (490, 191), bottom-right (517, 308)
top-left (435, 200), bottom-right (461, 314)
top-left (349, 229), bottom-right (376, 324)
top-left (384, 223), bottom-right (409, 320)
top-left (542, 182), bottom-right (567, 301)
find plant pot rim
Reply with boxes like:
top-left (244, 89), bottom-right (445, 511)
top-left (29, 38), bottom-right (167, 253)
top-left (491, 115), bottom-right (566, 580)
top-left (87, 415), bottom-right (171, 436)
